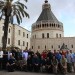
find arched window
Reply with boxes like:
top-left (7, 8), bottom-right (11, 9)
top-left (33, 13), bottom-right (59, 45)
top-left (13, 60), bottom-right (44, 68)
top-left (38, 25), bottom-right (39, 28)
top-left (18, 30), bottom-right (20, 35)
top-left (47, 23), bottom-right (48, 27)
top-left (50, 24), bottom-right (51, 27)
top-left (45, 45), bottom-right (46, 50)
top-left (42, 33), bottom-right (44, 38)
top-left (9, 28), bottom-right (10, 33)
top-left (51, 45), bottom-right (53, 49)
top-left (45, 24), bottom-right (46, 27)
top-left (38, 46), bottom-right (40, 49)
top-left (35, 35), bottom-right (36, 38)
top-left (52, 24), bottom-right (53, 27)
top-left (71, 45), bottom-right (73, 48)
top-left (42, 24), bottom-right (44, 27)
top-left (8, 38), bottom-right (10, 44)
top-left (54, 24), bottom-right (55, 27)
top-left (59, 34), bottom-right (61, 38)
top-left (32, 46), bottom-right (33, 49)
top-left (40, 24), bottom-right (41, 28)
top-left (47, 33), bottom-right (49, 38)
top-left (58, 45), bottom-right (60, 48)
top-left (56, 34), bottom-right (58, 38)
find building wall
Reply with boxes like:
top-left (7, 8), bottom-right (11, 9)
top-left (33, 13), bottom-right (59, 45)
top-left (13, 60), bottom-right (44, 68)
top-left (31, 29), bottom-right (64, 39)
top-left (0, 20), bottom-right (4, 47)
top-left (0, 20), bottom-right (13, 47)
top-left (13, 25), bottom-right (30, 50)
top-left (31, 37), bottom-right (75, 53)
top-left (0, 20), bottom-right (30, 50)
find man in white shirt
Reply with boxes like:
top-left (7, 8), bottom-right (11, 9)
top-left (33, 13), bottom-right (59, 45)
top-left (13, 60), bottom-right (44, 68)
top-left (22, 50), bottom-right (28, 61)
top-left (66, 50), bottom-right (72, 73)
top-left (0, 48), bottom-right (3, 69)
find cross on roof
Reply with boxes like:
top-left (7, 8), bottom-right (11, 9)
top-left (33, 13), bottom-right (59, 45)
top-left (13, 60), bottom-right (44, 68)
top-left (45, 0), bottom-right (48, 3)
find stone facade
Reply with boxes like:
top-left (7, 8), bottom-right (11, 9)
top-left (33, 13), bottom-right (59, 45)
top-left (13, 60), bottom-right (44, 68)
top-left (31, 37), bottom-right (75, 53)
top-left (30, 0), bottom-right (75, 53)
top-left (0, 19), bottom-right (30, 50)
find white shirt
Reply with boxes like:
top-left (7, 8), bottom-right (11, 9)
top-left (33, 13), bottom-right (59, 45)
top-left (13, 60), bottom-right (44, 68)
top-left (0, 51), bottom-right (3, 58)
top-left (66, 53), bottom-right (72, 63)
top-left (22, 52), bottom-right (28, 61)
top-left (8, 51), bottom-right (12, 60)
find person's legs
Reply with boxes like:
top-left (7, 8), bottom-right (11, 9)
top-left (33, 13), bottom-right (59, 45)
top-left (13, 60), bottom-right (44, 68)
top-left (0, 58), bottom-right (2, 70)
top-left (22, 65), bottom-right (27, 71)
top-left (73, 63), bottom-right (75, 72)
top-left (7, 65), bottom-right (11, 72)
top-left (27, 65), bottom-right (32, 71)
top-left (34, 65), bottom-right (39, 72)
top-left (41, 65), bottom-right (46, 72)
top-left (53, 66), bottom-right (58, 74)
top-left (67, 63), bottom-right (72, 72)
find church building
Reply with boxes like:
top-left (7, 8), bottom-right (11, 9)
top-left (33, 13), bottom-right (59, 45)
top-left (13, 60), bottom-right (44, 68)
top-left (31, 0), bottom-right (75, 53)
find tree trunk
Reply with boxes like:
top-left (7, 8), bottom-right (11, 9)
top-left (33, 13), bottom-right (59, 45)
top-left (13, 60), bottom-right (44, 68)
top-left (2, 16), bottom-right (9, 50)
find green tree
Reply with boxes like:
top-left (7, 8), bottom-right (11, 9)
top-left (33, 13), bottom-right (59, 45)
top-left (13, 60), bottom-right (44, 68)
top-left (0, 0), bottom-right (29, 50)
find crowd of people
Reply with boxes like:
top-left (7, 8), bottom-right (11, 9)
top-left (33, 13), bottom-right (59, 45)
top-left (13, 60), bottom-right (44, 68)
top-left (0, 47), bottom-right (75, 75)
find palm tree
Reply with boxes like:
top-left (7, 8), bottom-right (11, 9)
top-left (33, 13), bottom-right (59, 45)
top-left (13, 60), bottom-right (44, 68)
top-left (0, 0), bottom-right (29, 50)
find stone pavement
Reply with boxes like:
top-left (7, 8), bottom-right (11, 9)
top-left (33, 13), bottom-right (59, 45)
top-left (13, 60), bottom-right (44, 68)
top-left (0, 71), bottom-right (75, 75)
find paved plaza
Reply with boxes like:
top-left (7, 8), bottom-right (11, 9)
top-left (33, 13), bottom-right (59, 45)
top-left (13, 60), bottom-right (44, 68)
top-left (0, 71), bottom-right (75, 75)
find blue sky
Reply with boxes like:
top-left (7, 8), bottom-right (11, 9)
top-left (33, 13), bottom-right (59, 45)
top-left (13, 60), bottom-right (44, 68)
top-left (14, 0), bottom-right (75, 37)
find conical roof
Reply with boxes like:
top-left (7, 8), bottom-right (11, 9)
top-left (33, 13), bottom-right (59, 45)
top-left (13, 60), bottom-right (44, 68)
top-left (37, 0), bottom-right (59, 23)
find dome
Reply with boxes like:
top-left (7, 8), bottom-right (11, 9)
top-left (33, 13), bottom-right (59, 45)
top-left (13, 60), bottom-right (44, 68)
top-left (36, 0), bottom-right (59, 24)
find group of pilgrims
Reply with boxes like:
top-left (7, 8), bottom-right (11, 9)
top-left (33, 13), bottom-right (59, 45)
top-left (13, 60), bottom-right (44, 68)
top-left (0, 47), bottom-right (75, 74)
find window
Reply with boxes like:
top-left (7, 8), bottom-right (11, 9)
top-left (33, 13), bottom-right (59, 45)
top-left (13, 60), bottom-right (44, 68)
top-left (42, 33), bottom-right (44, 38)
top-left (38, 25), bottom-right (39, 28)
top-left (71, 45), bottom-right (73, 48)
top-left (58, 45), bottom-right (60, 48)
top-left (54, 24), bottom-right (55, 27)
top-left (27, 42), bottom-right (28, 47)
top-left (52, 24), bottom-right (53, 27)
top-left (2, 26), bottom-right (4, 31)
top-left (47, 33), bottom-right (49, 38)
top-left (45, 45), bottom-right (46, 49)
top-left (18, 40), bottom-right (20, 46)
top-left (47, 23), bottom-right (48, 27)
top-left (8, 38), bottom-right (10, 44)
top-left (50, 24), bottom-right (51, 27)
top-left (9, 28), bottom-right (10, 33)
top-left (18, 30), bottom-right (20, 35)
top-left (58, 25), bottom-right (60, 28)
top-left (38, 46), bottom-right (40, 49)
top-left (60, 34), bottom-right (61, 38)
top-left (23, 32), bottom-right (25, 37)
top-left (32, 46), bottom-right (33, 49)
top-left (40, 25), bottom-right (41, 27)
top-left (51, 45), bottom-right (53, 49)
top-left (56, 34), bottom-right (58, 38)
top-left (35, 35), bottom-right (36, 38)
top-left (42, 24), bottom-right (44, 27)
top-left (23, 41), bottom-right (25, 46)
top-left (45, 24), bottom-right (46, 27)
top-left (27, 34), bottom-right (28, 38)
